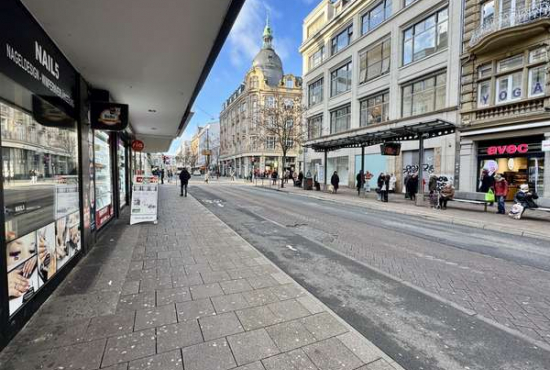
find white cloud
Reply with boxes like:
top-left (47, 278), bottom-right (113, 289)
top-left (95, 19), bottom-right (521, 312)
top-left (228, 0), bottom-right (265, 67)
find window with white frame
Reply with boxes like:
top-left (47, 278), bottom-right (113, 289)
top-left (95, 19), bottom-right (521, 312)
top-left (361, 0), bottom-right (392, 35)
top-left (331, 24), bottom-right (353, 55)
top-left (330, 105), bottom-right (351, 133)
top-left (308, 115), bottom-right (323, 139)
top-left (308, 78), bottom-right (324, 107)
top-left (360, 91), bottom-right (389, 126)
top-left (476, 48), bottom-right (547, 107)
top-left (309, 46), bottom-right (326, 70)
top-left (266, 136), bottom-right (276, 150)
top-left (403, 8), bottom-right (448, 65)
top-left (286, 78), bottom-right (294, 88)
top-left (331, 61), bottom-right (352, 97)
top-left (481, 1), bottom-right (495, 27)
top-left (359, 38), bottom-right (391, 83)
top-left (402, 71), bottom-right (446, 117)
top-left (285, 138), bottom-right (294, 148)
top-left (265, 95), bottom-right (275, 108)
top-left (249, 76), bottom-right (259, 89)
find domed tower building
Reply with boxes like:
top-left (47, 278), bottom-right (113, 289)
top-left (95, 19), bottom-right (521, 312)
top-left (219, 19), bottom-right (302, 178)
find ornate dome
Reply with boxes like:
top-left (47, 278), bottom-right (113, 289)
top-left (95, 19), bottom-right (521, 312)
top-left (252, 18), bottom-right (284, 87)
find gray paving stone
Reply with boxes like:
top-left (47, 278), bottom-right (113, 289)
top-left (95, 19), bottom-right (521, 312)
top-left (117, 291), bottom-right (156, 312)
top-left (271, 284), bottom-right (306, 300)
top-left (2, 348), bottom-right (52, 370)
top-left (103, 363), bottom-right (129, 370)
top-left (234, 362), bottom-right (266, 370)
top-left (296, 296), bottom-right (325, 315)
top-left (227, 268), bottom-right (258, 279)
top-left (301, 312), bottom-right (348, 341)
top-left (262, 348), bottom-right (318, 370)
top-left (181, 338), bottom-right (236, 370)
top-left (209, 261), bottom-right (238, 271)
top-left (156, 287), bottom-right (191, 306)
top-left (172, 273), bottom-right (203, 288)
top-left (337, 332), bottom-right (382, 365)
top-left (266, 320), bottom-right (317, 352)
top-left (102, 329), bottom-right (156, 367)
top-left (242, 288), bottom-right (280, 306)
top-left (270, 272), bottom-right (294, 284)
top-left (86, 312), bottom-right (135, 340)
top-left (220, 279), bottom-right (254, 294)
top-left (140, 276), bottom-right (173, 292)
top-left (43, 338), bottom-right (106, 370)
top-left (176, 298), bottom-right (216, 322)
top-left (236, 305), bottom-right (282, 331)
top-left (122, 280), bottom-right (141, 295)
top-left (268, 299), bottom-right (311, 321)
top-left (361, 359), bottom-right (395, 370)
top-left (199, 311), bottom-right (244, 340)
top-left (185, 263), bottom-right (213, 275)
top-left (190, 283), bottom-right (225, 300)
top-left (303, 338), bottom-right (363, 370)
top-left (128, 350), bottom-right (183, 370)
top-left (156, 320), bottom-right (204, 353)
top-left (135, 303), bottom-right (177, 330)
top-left (201, 270), bottom-right (232, 284)
top-left (211, 293), bottom-right (252, 313)
top-left (247, 275), bottom-right (281, 289)
top-left (227, 329), bottom-right (281, 365)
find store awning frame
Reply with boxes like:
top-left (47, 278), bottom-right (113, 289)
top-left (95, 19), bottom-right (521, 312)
top-left (304, 119), bottom-right (457, 152)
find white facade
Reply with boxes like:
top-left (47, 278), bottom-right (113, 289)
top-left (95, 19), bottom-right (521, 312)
top-left (196, 122), bottom-right (220, 169)
top-left (300, 0), bottom-right (462, 189)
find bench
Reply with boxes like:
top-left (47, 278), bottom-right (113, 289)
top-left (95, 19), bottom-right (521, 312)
top-left (450, 191), bottom-right (492, 212)
top-left (531, 197), bottom-right (550, 214)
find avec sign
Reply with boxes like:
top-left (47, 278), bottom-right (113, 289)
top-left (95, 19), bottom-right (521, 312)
top-left (487, 144), bottom-right (529, 155)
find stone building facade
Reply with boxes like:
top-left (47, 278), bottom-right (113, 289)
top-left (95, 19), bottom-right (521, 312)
top-left (219, 20), bottom-right (303, 177)
top-left (460, 0), bottom-right (550, 198)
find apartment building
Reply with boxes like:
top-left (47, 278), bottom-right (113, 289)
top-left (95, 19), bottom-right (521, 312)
top-left (219, 20), bottom-right (302, 177)
top-left (300, 0), bottom-right (462, 189)
top-left (460, 0), bottom-right (550, 199)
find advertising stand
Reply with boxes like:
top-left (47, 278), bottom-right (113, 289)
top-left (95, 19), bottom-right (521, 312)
top-left (130, 176), bottom-right (159, 225)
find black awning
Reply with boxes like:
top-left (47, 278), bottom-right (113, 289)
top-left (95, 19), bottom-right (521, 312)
top-left (304, 119), bottom-right (457, 152)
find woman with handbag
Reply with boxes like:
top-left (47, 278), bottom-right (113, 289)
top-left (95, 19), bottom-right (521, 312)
top-left (510, 184), bottom-right (538, 219)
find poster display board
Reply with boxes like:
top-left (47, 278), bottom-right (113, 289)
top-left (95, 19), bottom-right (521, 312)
top-left (130, 176), bottom-right (159, 225)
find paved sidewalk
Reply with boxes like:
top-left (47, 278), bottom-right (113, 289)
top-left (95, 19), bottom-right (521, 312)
top-left (248, 179), bottom-right (550, 240)
top-left (0, 185), bottom-right (404, 370)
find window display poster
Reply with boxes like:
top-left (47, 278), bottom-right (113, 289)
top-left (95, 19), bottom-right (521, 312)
top-left (54, 175), bottom-right (80, 219)
top-left (130, 176), bottom-right (158, 225)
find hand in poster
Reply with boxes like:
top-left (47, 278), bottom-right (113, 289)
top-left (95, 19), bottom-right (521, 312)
top-left (55, 218), bottom-right (67, 259)
top-left (21, 257), bottom-right (37, 278)
top-left (38, 234), bottom-right (48, 263)
top-left (8, 270), bottom-right (29, 298)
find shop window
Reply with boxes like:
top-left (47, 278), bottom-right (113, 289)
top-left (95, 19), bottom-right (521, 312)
top-left (529, 65), bottom-right (546, 97)
top-left (403, 8), bottom-right (448, 65)
top-left (359, 38), bottom-right (391, 83)
top-left (94, 131), bottom-right (113, 229)
top-left (402, 71), bottom-right (446, 117)
top-left (360, 91), bottom-right (390, 126)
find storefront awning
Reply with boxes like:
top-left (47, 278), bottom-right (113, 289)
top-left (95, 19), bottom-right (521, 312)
top-left (304, 119), bottom-right (457, 152)
top-left (21, 0), bottom-right (245, 152)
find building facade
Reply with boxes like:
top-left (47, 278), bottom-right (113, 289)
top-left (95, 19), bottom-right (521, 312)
top-left (219, 20), bottom-right (303, 178)
top-left (460, 0), bottom-right (550, 199)
top-left (300, 0), bottom-right (462, 189)
top-left (196, 122), bottom-right (220, 172)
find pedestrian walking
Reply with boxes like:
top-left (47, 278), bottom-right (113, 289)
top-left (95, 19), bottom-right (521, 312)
top-left (179, 168), bottom-right (191, 197)
top-left (380, 174), bottom-right (389, 202)
top-left (204, 171), bottom-right (209, 184)
top-left (439, 182), bottom-right (455, 210)
top-left (479, 169), bottom-right (495, 193)
top-left (230, 169), bottom-right (235, 181)
top-left (331, 171), bottom-right (339, 194)
top-left (356, 170), bottom-right (364, 196)
top-left (160, 169), bottom-right (165, 184)
top-left (494, 174), bottom-right (508, 214)
top-left (376, 173), bottom-right (384, 201)
top-left (406, 173), bottom-right (419, 201)
top-left (272, 170), bottom-right (278, 185)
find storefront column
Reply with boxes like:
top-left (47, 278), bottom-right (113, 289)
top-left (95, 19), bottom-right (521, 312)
top-left (323, 151), bottom-right (328, 190)
top-left (459, 138), bottom-right (476, 192)
top-left (545, 133), bottom-right (550, 198)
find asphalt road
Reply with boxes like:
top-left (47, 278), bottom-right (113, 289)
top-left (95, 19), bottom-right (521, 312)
top-left (189, 183), bottom-right (550, 370)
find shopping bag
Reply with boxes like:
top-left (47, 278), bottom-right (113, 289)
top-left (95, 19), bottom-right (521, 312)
top-left (485, 189), bottom-right (495, 203)
top-left (508, 204), bottom-right (524, 220)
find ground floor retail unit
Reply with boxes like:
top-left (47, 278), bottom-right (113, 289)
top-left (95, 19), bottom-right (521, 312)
top-left (0, 1), bottom-right (148, 347)
top-left (220, 155), bottom-right (300, 178)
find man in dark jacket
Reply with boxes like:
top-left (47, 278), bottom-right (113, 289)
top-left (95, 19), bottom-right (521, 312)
top-left (515, 184), bottom-right (538, 209)
top-left (331, 171), bottom-right (339, 194)
top-left (179, 168), bottom-right (191, 197)
top-left (356, 170), bottom-right (364, 196)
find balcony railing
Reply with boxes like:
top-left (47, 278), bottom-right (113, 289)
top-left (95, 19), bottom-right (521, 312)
top-left (470, 2), bottom-right (550, 47)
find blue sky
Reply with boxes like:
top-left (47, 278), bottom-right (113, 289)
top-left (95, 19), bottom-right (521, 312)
top-left (166, 0), bottom-right (317, 154)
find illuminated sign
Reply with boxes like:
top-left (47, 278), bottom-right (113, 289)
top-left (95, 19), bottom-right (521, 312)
top-left (487, 144), bottom-right (529, 155)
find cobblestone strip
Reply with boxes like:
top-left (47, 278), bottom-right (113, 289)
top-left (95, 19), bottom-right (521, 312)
top-left (0, 186), bottom-right (405, 370)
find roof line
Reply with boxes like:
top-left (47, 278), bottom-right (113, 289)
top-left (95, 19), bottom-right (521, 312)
top-left (176, 0), bottom-right (246, 137)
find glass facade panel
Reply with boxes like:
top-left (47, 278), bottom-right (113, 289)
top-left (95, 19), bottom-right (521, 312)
top-left (94, 131), bottom-right (113, 229)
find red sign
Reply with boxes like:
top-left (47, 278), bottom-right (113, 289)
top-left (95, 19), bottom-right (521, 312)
top-left (131, 140), bottom-right (145, 152)
top-left (487, 144), bottom-right (529, 156)
top-left (96, 204), bottom-right (113, 229)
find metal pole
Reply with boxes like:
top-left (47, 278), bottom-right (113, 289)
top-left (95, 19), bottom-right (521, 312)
top-left (417, 134), bottom-right (425, 206)
top-left (324, 150), bottom-right (328, 191)
top-left (360, 146), bottom-right (365, 197)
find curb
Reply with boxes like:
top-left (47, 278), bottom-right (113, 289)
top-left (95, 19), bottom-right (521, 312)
top-left (252, 184), bottom-right (550, 242)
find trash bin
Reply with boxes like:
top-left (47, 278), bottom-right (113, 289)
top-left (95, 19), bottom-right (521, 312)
top-left (304, 177), bottom-right (313, 190)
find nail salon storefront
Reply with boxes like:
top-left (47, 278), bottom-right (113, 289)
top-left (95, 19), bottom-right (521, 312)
top-left (0, 0), bottom-right (131, 347)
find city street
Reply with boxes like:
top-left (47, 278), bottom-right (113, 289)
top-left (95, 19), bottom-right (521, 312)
top-left (190, 181), bottom-right (550, 370)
